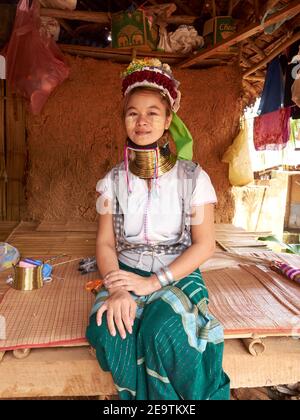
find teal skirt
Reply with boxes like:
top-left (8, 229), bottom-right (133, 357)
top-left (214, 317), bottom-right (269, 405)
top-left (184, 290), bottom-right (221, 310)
top-left (86, 261), bottom-right (230, 400)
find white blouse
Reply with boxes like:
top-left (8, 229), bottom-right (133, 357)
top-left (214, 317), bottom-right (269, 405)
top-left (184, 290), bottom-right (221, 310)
top-left (96, 161), bottom-right (217, 271)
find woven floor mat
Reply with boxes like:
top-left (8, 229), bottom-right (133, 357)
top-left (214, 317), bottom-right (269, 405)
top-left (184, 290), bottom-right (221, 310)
top-left (0, 257), bottom-right (97, 351)
top-left (204, 264), bottom-right (300, 338)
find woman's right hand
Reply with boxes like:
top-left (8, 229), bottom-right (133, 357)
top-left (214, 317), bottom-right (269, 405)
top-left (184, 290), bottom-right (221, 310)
top-left (96, 289), bottom-right (137, 339)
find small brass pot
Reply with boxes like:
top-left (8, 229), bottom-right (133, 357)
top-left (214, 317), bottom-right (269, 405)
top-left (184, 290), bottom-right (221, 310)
top-left (12, 264), bottom-right (43, 291)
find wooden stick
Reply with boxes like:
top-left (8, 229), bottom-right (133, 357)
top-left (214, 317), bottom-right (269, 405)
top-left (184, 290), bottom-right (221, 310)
top-left (244, 75), bottom-right (265, 81)
top-left (52, 257), bottom-right (83, 267)
top-left (243, 31), bottom-right (300, 78)
top-left (179, 0), bottom-right (300, 68)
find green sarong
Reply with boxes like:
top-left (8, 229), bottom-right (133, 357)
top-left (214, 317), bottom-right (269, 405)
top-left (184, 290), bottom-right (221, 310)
top-left (86, 261), bottom-right (230, 400)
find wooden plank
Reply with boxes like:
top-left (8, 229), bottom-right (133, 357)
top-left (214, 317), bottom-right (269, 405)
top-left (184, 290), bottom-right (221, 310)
top-left (0, 337), bottom-right (300, 397)
top-left (60, 44), bottom-right (188, 64)
top-left (0, 347), bottom-right (117, 398)
top-left (179, 0), bottom-right (300, 68)
top-left (5, 88), bottom-right (26, 221)
top-left (224, 337), bottom-right (300, 389)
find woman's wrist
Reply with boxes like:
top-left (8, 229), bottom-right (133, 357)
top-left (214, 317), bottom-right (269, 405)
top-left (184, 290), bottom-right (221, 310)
top-left (150, 274), bottom-right (162, 292)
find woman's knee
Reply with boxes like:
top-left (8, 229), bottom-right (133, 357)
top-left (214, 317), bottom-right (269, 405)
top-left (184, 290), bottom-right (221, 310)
top-left (138, 301), bottom-right (177, 342)
top-left (86, 313), bottom-right (110, 348)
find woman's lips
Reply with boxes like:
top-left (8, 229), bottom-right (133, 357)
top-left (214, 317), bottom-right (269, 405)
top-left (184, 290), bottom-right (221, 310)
top-left (135, 131), bottom-right (151, 135)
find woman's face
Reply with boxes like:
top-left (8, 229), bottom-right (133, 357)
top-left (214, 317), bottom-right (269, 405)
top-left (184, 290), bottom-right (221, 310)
top-left (124, 90), bottom-right (172, 146)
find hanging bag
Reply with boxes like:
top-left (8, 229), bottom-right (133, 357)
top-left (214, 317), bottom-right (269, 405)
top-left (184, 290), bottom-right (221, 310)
top-left (3, 0), bottom-right (69, 114)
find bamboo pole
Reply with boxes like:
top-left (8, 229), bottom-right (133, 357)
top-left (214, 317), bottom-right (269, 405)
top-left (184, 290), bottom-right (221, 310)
top-left (243, 31), bottom-right (300, 78)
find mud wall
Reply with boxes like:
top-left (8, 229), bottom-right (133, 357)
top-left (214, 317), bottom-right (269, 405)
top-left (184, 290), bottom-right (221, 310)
top-left (26, 55), bottom-right (242, 223)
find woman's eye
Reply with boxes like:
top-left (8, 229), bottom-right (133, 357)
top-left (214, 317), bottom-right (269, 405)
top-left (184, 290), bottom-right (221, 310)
top-left (149, 112), bottom-right (158, 116)
top-left (128, 112), bottom-right (137, 117)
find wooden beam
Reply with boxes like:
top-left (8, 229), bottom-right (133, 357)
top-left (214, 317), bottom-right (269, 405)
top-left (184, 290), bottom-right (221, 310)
top-left (40, 8), bottom-right (198, 25)
top-left (247, 38), bottom-right (267, 59)
top-left (242, 79), bottom-right (260, 97)
top-left (178, 0), bottom-right (300, 68)
top-left (40, 9), bottom-right (110, 24)
top-left (60, 44), bottom-right (188, 64)
top-left (243, 31), bottom-right (300, 78)
top-left (244, 75), bottom-right (265, 81)
top-left (240, 55), bottom-right (265, 77)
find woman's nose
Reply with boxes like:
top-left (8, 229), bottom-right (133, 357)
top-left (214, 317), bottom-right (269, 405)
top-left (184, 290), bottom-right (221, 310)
top-left (136, 114), bottom-right (148, 125)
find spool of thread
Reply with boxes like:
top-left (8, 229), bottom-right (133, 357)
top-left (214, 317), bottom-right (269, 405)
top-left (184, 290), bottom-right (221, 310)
top-left (12, 264), bottom-right (43, 291)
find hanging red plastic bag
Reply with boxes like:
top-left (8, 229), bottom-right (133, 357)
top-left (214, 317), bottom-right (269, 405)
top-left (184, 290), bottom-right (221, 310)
top-left (3, 0), bottom-right (69, 114)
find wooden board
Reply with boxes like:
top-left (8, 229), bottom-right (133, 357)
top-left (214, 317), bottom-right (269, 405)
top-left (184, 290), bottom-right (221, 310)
top-left (0, 337), bottom-right (300, 397)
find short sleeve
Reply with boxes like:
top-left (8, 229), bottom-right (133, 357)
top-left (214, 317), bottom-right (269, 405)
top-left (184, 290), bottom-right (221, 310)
top-left (96, 169), bottom-right (115, 201)
top-left (191, 168), bottom-right (217, 206)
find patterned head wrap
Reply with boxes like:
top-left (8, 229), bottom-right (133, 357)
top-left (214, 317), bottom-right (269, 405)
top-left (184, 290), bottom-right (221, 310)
top-left (122, 58), bottom-right (181, 113)
top-left (121, 58), bottom-right (193, 161)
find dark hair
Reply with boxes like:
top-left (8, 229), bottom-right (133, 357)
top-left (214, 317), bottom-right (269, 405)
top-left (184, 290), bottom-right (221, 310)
top-left (122, 86), bottom-right (172, 118)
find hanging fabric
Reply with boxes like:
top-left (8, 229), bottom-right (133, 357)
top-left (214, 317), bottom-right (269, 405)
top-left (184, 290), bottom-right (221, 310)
top-left (253, 107), bottom-right (291, 151)
top-left (258, 57), bottom-right (284, 115)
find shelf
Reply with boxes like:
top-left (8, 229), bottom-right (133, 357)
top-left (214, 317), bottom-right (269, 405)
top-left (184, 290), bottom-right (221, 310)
top-left (59, 44), bottom-right (238, 67)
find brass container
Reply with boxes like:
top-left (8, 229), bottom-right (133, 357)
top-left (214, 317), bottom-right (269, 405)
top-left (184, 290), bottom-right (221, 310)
top-left (12, 264), bottom-right (43, 291)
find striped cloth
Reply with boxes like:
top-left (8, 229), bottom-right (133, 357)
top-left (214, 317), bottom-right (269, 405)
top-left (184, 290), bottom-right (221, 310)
top-left (272, 262), bottom-right (300, 284)
top-left (86, 261), bottom-right (230, 400)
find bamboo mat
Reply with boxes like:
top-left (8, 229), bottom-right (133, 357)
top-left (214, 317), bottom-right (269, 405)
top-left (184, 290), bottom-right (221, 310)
top-left (205, 264), bottom-right (300, 338)
top-left (4, 221), bottom-right (96, 257)
top-left (0, 257), bottom-right (96, 351)
top-left (0, 221), bottom-right (299, 347)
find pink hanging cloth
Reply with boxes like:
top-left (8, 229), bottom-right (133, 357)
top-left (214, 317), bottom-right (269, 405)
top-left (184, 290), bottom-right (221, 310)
top-left (253, 107), bottom-right (291, 151)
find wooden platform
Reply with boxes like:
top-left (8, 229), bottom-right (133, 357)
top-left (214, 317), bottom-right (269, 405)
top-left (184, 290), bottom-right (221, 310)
top-left (0, 221), bottom-right (299, 398)
top-left (0, 337), bottom-right (299, 398)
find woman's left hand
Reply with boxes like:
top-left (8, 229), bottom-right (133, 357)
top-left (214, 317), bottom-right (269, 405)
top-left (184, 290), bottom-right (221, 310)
top-left (104, 270), bottom-right (160, 296)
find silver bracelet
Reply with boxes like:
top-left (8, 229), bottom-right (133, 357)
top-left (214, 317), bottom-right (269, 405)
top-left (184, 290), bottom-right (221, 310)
top-left (162, 266), bottom-right (174, 283)
top-left (155, 269), bottom-right (169, 288)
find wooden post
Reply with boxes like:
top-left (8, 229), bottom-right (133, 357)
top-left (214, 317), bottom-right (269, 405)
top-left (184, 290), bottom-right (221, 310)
top-left (0, 80), bottom-right (6, 221)
top-left (5, 87), bottom-right (26, 221)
